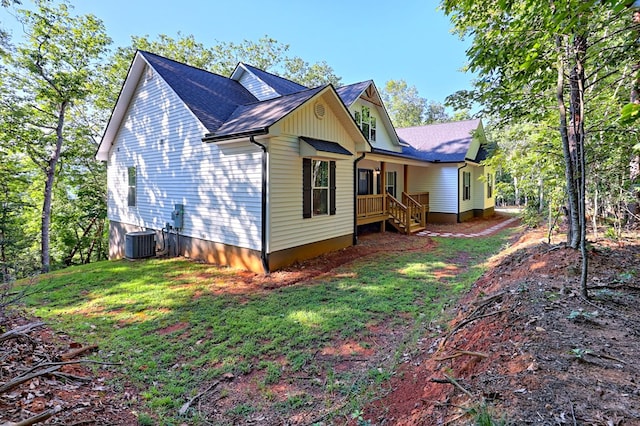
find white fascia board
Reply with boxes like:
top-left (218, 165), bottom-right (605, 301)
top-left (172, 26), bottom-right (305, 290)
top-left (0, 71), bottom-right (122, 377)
top-left (95, 53), bottom-right (147, 161)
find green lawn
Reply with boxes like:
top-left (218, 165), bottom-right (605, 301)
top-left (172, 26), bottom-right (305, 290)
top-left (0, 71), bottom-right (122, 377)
top-left (22, 230), bottom-right (513, 425)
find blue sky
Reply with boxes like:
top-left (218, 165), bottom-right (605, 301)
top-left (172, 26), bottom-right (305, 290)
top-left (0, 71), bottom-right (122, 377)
top-left (1, 0), bottom-right (474, 106)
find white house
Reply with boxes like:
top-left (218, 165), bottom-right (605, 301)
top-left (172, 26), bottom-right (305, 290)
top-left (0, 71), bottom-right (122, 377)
top-left (96, 51), bottom-right (494, 273)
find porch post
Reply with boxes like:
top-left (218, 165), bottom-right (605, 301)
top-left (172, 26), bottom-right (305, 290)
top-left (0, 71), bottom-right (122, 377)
top-left (404, 164), bottom-right (409, 194)
top-left (380, 162), bottom-right (386, 232)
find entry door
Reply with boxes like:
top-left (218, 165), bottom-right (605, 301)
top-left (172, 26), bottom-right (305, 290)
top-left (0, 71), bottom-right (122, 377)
top-left (358, 169), bottom-right (373, 195)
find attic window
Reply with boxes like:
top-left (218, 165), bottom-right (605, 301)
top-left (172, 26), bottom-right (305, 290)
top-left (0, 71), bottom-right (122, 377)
top-left (355, 106), bottom-right (376, 142)
top-left (314, 102), bottom-right (326, 119)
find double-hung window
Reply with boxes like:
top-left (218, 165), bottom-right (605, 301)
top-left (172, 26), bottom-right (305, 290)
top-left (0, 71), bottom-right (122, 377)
top-left (127, 166), bottom-right (137, 207)
top-left (354, 106), bottom-right (377, 142)
top-left (303, 159), bottom-right (336, 218)
top-left (385, 171), bottom-right (397, 198)
top-left (312, 160), bottom-right (329, 215)
top-left (462, 171), bottom-right (471, 201)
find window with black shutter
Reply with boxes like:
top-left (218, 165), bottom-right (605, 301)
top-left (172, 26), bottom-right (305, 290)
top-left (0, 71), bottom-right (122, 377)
top-left (303, 159), bottom-right (336, 218)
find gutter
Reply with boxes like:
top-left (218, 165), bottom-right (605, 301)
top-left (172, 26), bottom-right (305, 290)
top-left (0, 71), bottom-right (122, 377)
top-left (353, 152), bottom-right (366, 245)
top-left (457, 162), bottom-right (468, 223)
top-left (202, 128), bottom-right (268, 143)
top-left (249, 136), bottom-right (270, 274)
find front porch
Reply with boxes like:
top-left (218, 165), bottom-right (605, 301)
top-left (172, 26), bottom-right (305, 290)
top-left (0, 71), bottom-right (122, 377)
top-left (356, 192), bottom-right (429, 234)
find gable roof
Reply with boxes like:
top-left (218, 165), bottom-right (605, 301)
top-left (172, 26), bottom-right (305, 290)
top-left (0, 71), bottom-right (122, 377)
top-left (96, 51), bottom-right (369, 160)
top-left (336, 80), bottom-right (403, 148)
top-left (395, 119), bottom-right (483, 163)
top-left (335, 81), bottom-right (373, 106)
top-left (206, 86), bottom-right (325, 140)
top-left (238, 63), bottom-right (308, 96)
top-left (141, 51), bottom-right (258, 132)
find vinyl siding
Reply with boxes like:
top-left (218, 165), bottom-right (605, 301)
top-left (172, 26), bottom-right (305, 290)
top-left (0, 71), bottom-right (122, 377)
top-left (408, 164), bottom-right (459, 214)
top-left (350, 99), bottom-right (400, 153)
top-left (238, 70), bottom-right (279, 101)
top-left (106, 67), bottom-right (262, 250)
top-left (269, 98), bottom-right (356, 253)
top-left (473, 165), bottom-right (495, 210)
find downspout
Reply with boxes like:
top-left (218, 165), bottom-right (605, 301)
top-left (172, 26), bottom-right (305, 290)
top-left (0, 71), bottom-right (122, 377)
top-left (250, 136), bottom-right (269, 274)
top-left (353, 152), bottom-right (366, 245)
top-left (457, 162), bottom-right (468, 223)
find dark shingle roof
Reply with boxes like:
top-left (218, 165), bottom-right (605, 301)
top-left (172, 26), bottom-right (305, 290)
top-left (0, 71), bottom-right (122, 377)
top-left (140, 51), bottom-right (258, 133)
top-left (300, 136), bottom-right (352, 156)
top-left (396, 119), bottom-right (481, 163)
top-left (335, 81), bottom-right (372, 106)
top-left (210, 86), bottom-right (325, 139)
top-left (241, 63), bottom-right (309, 95)
top-left (141, 52), bottom-right (327, 141)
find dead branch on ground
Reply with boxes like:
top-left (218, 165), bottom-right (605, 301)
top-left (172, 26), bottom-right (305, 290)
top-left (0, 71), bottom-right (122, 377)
top-left (0, 322), bottom-right (45, 343)
top-left (435, 350), bottom-right (489, 361)
top-left (0, 406), bottom-right (62, 426)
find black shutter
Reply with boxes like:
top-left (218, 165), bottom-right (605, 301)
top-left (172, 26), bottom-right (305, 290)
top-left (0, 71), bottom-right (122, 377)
top-left (303, 158), bottom-right (312, 218)
top-left (329, 161), bottom-right (336, 215)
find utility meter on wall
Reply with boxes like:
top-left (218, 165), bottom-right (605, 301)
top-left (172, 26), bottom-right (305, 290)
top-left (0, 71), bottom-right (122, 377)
top-left (171, 204), bottom-right (184, 229)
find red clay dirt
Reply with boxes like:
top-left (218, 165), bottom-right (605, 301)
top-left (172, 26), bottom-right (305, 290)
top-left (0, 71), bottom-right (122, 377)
top-left (2, 213), bottom-right (639, 425)
top-left (362, 226), bottom-right (640, 425)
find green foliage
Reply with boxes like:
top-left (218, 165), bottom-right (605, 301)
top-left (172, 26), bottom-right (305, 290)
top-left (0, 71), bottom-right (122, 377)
top-left (1, 0), bottom-right (111, 273)
top-left (567, 309), bottom-right (598, 321)
top-left (381, 79), bottom-right (451, 128)
top-left (101, 34), bottom-right (341, 112)
top-left (570, 347), bottom-right (593, 359)
top-left (444, 0), bottom-right (639, 253)
top-left (621, 103), bottom-right (640, 124)
top-left (351, 410), bottom-right (374, 426)
top-left (136, 413), bottom-right (155, 426)
top-left (226, 403), bottom-right (256, 417)
top-left (520, 205), bottom-right (542, 228)
top-left (464, 403), bottom-right (507, 426)
top-left (282, 57), bottom-right (342, 87)
top-left (1, 7), bottom-right (345, 277)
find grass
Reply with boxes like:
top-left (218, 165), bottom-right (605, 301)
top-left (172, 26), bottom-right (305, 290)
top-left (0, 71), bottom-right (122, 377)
top-left (21, 230), bottom-right (513, 424)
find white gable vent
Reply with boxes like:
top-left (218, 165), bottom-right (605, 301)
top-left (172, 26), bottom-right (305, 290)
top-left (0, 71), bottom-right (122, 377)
top-left (125, 230), bottom-right (156, 259)
top-left (314, 102), bottom-right (326, 119)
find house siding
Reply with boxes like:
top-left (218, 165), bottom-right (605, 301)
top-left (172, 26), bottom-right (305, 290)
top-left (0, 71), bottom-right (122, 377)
top-left (106, 67), bottom-right (262, 252)
top-left (350, 99), bottom-right (400, 153)
top-left (408, 165), bottom-right (459, 214)
top-left (472, 165), bottom-right (485, 210)
top-left (459, 166), bottom-right (474, 215)
top-left (238, 70), bottom-right (279, 101)
top-left (269, 97), bottom-right (356, 253)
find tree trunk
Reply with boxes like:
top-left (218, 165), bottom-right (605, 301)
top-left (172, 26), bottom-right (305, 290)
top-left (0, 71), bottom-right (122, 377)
top-left (555, 36), bottom-right (580, 249)
top-left (41, 101), bottom-right (68, 273)
top-left (64, 215), bottom-right (98, 265)
top-left (573, 34), bottom-right (589, 299)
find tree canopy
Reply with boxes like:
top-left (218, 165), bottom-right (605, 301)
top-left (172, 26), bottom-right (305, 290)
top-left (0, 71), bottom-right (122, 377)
top-left (0, 2), bottom-right (347, 279)
top-left (442, 0), bottom-right (640, 296)
top-left (381, 79), bottom-right (451, 127)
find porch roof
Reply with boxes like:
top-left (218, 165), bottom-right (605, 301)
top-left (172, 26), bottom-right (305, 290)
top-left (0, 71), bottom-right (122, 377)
top-left (396, 119), bottom-right (482, 163)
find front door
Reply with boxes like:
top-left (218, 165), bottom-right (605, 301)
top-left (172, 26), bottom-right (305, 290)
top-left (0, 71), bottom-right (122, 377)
top-left (358, 169), bottom-right (373, 195)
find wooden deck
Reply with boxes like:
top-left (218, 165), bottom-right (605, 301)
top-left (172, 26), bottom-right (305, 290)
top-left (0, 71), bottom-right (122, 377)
top-left (356, 192), bottom-right (429, 234)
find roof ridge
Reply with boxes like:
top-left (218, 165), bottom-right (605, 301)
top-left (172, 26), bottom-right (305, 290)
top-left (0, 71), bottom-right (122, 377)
top-left (397, 118), bottom-right (480, 131)
top-left (240, 62), bottom-right (301, 82)
top-left (138, 50), bottom-right (230, 80)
